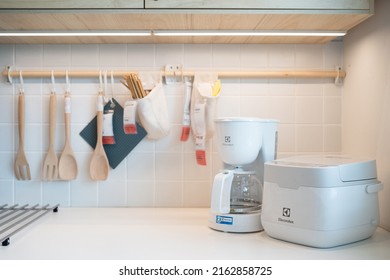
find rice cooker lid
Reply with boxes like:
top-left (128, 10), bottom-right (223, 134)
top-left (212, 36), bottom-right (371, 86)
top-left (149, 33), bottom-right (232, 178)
top-left (269, 155), bottom-right (377, 183)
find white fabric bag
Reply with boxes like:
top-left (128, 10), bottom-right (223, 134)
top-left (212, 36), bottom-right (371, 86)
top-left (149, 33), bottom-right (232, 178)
top-left (137, 82), bottom-right (170, 139)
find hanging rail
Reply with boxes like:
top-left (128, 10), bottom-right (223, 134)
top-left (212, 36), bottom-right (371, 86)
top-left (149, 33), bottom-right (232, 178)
top-left (2, 66), bottom-right (346, 83)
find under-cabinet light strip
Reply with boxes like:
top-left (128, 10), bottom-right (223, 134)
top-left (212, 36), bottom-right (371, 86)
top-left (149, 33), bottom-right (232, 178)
top-left (0, 30), bottom-right (152, 36)
top-left (0, 30), bottom-right (347, 37)
top-left (153, 30), bottom-right (347, 37)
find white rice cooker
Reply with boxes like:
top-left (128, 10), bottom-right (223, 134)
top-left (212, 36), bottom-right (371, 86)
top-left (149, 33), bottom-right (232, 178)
top-left (261, 155), bottom-right (383, 248)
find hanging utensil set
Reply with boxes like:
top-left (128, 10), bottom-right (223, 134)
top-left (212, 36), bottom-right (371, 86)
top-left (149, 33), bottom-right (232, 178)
top-left (12, 70), bottom-right (218, 181)
top-left (14, 71), bottom-right (78, 181)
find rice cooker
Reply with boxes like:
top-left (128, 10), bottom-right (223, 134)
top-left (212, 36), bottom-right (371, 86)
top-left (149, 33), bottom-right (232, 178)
top-left (261, 155), bottom-right (383, 248)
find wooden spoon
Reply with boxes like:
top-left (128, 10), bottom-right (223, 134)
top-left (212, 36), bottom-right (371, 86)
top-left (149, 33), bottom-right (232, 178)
top-left (89, 93), bottom-right (109, 181)
top-left (58, 92), bottom-right (78, 180)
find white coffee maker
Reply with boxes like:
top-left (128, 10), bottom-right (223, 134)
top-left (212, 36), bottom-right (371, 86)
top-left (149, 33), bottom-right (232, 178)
top-left (209, 117), bottom-right (278, 233)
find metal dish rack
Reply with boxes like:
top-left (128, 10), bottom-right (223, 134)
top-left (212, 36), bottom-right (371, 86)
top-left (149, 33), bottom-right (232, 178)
top-left (0, 204), bottom-right (59, 246)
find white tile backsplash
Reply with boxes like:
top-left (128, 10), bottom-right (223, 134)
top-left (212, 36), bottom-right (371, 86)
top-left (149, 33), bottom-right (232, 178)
top-left (296, 125), bottom-right (324, 152)
top-left (0, 45), bottom-right (14, 67)
top-left (212, 44), bottom-right (241, 69)
top-left (0, 42), bottom-right (343, 207)
top-left (240, 44), bottom-right (268, 69)
top-left (295, 97), bottom-right (324, 124)
top-left (268, 44), bottom-right (295, 68)
top-left (0, 153), bottom-right (14, 180)
top-left (155, 44), bottom-right (184, 68)
top-left (324, 125), bottom-right (342, 152)
top-left (99, 44), bottom-right (127, 68)
top-left (15, 45), bottom-right (43, 68)
top-left (127, 180), bottom-right (155, 207)
top-left (71, 44), bottom-right (98, 68)
top-left (98, 180), bottom-right (127, 207)
top-left (127, 44), bottom-right (155, 68)
top-left (295, 44), bottom-right (323, 68)
top-left (0, 180), bottom-right (13, 205)
top-left (184, 44), bottom-right (212, 69)
top-left (43, 45), bottom-right (71, 68)
top-left (324, 96), bottom-right (342, 124)
top-left (0, 124), bottom-right (13, 152)
top-left (155, 181), bottom-right (182, 207)
top-left (324, 41), bottom-right (344, 69)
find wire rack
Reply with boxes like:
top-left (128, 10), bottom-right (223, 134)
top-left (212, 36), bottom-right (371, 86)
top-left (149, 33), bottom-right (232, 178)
top-left (0, 204), bottom-right (59, 246)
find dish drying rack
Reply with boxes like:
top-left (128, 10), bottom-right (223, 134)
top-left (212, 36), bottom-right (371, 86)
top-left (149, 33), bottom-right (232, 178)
top-left (0, 204), bottom-right (59, 246)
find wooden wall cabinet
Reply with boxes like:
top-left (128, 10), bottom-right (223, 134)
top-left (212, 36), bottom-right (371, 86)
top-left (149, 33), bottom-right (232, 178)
top-left (145, 0), bottom-right (371, 10)
top-left (0, 0), bottom-right (374, 44)
top-left (0, 0), bottom-right (143, 9)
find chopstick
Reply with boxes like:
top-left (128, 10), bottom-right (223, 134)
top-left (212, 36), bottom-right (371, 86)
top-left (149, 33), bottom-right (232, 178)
top-left (121, 73), bottom-right (147, 99)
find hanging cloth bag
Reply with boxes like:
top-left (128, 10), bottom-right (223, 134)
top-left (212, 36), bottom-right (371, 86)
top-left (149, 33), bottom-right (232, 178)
top-left (137, 81), bottom-right (171, 140)
top-left (190, 73), bottom-right (221, 165)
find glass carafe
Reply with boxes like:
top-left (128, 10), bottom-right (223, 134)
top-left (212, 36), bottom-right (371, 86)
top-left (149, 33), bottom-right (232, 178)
top-left (230, 170), bottom-right (262, 214)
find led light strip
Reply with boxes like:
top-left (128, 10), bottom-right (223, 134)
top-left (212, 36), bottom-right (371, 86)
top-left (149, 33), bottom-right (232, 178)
top-left (0, 30), bottom-right (151, 36)
top-left (0, 30), bottom-right (347, 37)
top-left (153, 30), bottom-right (347, 37)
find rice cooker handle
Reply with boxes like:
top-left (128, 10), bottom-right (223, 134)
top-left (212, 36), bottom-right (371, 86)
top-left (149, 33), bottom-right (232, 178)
top-left (366, 182), bottom-right (384, 194)
top-left (211, 170), bottom-right (234, 214)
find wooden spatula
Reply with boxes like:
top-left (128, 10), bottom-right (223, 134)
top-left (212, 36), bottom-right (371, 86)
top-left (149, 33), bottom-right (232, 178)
top-left (58, 92), bottom-right (78, 180)
top-left (89, 93), bottom-right (109, 180)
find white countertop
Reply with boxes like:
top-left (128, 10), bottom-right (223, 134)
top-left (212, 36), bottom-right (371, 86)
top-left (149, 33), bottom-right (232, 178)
top-left (1, 208), bottom-right (389, 260)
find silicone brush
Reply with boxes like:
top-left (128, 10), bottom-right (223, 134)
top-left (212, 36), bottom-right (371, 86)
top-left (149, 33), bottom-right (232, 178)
top-left (193, 102), bottom-right (207, 165)
top-left (180, 77), bottom-right (193, 141)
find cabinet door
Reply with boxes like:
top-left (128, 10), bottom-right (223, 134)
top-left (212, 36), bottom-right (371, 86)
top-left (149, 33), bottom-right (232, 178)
top-left (145, 0), bottom-right (371, 10)
top-left (0, 0), bottom-right (144, 9)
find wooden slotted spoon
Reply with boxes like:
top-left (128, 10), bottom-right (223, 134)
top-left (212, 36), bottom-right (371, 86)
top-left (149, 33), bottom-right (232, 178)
top-left (89, 93), bottom-right (109, 181)
top-left (14, 91), bottom-right (31, 180)
top-left (58, 92), bottom-right (78, 180)
top-left (42, 92), bottom-right (59, 180)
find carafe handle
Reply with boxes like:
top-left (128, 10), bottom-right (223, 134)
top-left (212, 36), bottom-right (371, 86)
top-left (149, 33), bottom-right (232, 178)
top-left (211, 170), bottom-right (234, 214)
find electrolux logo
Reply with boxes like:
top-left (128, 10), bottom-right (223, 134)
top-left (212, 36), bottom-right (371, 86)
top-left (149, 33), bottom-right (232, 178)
top-left (216, 215), bottom-right (233, 225)
top-left (223, 136), bottom-right (233, 146)
top-left (282, 207), bottom-right (290, 217)
top-left (278, 207), bottom-right (294, 224)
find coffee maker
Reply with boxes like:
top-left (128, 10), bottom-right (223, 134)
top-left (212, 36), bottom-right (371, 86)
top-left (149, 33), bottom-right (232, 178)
top-left (209, 117), bottom-right (278, 233)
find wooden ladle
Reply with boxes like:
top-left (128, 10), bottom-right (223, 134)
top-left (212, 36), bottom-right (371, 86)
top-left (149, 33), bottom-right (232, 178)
top-left (58, 92), bottom-right (78, 180)
top-left (89, 93), bottom-right (109, 181)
